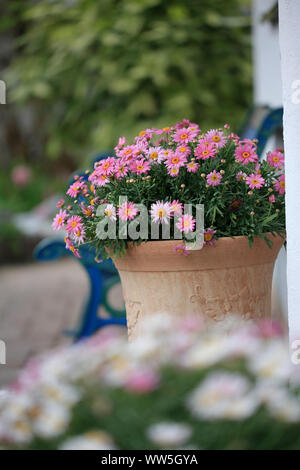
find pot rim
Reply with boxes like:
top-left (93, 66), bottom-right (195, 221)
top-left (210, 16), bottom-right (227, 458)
top-left (112, 232), bottom-right (285, 272)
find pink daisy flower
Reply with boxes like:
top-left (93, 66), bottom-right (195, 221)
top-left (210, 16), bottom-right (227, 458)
top-left (66, 180), bottom-right (85, 198)
top-left (73, 226), bottom-right (86, 245)
top-left (155, 126), bottom-right (172, 135)
top-left (187, 125), bottom-right (200, 138)
top-left (52, 209), bottom-right (67, 231)
top-left (81, 204), bottom-right (94, 217)
top-left (207, 170), bottom-right (222, 186)
top-left (150, 201), bottom-right (171, 224)
top-left (119, 145), bottom-right (137, 164)
top-left (266, 149), bottom-right (284, 168)
top-left (165, 153), bottom-right (186, 170)
top-left (135, 129), bottom-right (153, 142)
top-left (269, 194), bottom-right (275, 203)
top-left (246, 173), bottom-right (265, 190)
top-left (235, 143), bottom-right (258, 165)
top-left (146, 146), bottom-right (165, 164)
top-left (66, 215), bottom-right (83, 235)
top-left (236, 171), bottom-right (246, 181)
top-left (65, 237), bottom-right (81, 258)
top-left (205, 129), bottom-right (227, 149)
top-left (176, 214), bottom-right (196, 234)
top-left (176, 145), bottom-right (191, 158)
top-left (159, 148), bottom-right (173, 161)
top-left (118, 201), bottom-right (138, 221)
top-left (173, 244), bottom-right (190, 256)
top-left (114, 161), bottom-right (129, 179)
top-left (88, 168), bottom-right (110, 187)
top-left (204, 228), bottom-right (216, 246)
top-left (186, 161), bottom-right (199, 173)
top-left (132, 159), bottom-right (151, 175)
top-left (170, 200), bottom-right (183, 215)
top-left (97, 157), bottom-right (116, 176)
top-left (96, 174), bottom-right (110, 187)
top-left (195, 142), bottom-right (217, 160)
top-left (274, 174), bottom-right (285, 195)
top-left (104, 204), bottom-right (117, 221)
top-left (168, 167), bottom-right (180, 178)
top-left (175, 119), bottom-right (192, 129)
top-left (56, 199), bottom-right (65, 209)
top-left (114, 136), bottom-right (126, 155)
top-left (173, 128), bottom-right (194, 144)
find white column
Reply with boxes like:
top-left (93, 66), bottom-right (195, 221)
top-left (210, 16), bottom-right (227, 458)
top-left (253, 0), bottom-right (282, 107)
top-left (278, 0), bottom-right (300, 343)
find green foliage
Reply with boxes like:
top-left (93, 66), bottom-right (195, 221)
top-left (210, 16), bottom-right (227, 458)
top-left (4, 0), bottom-right (252, 163)
top-left (0, 165), bottom-right (64, 214)
top-left (0, 220), bottom-right (23, 256)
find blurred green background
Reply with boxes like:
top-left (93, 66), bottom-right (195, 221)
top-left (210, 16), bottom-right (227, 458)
top-left (0, 0), bottom-right (252, 236)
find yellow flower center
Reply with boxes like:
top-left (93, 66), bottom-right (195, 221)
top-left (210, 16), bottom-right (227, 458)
top-left (103, 163), bottom-right (110, 169)
top-left (163, 127), bottom-right (170, 132)
top-left (177, 248), bottom-right (184, 254)
top-left (211, 174), bottom-right (218, 181)
top-left (252, 178), bottom-right (259, 185)
top-left (57, 217), bottom-right (63, 224)
top-left (204, 233), bottom-right (213, 241)
top-left (202, 150), bottom-right (209, 156)
top-left (150, 152), bottom-right (158, 160)
top-left (171, 157), bottom-right (179, 164)
top-left (280, 181), bottom-right (285, 188)
top-left (242, 152), bottom-right (250, 159)
top-left (273, 157), bottom-right (279, 162)
top-left (137, 165), bottom-right (144, 170)
top-left (139, 130), bottom-right (146, 137)
top-left (179, 147), bottom-right (187, 153)
top-left (212, 135), bottom-right (220, 142)
top-left (71, 221), bottom-right (78, 228)
top-left (105, 209), bottom-right (112, 217)
top-left (180, 133), bottom-right (188, 139)
top-left (158, 209), bottom-right (166, 217)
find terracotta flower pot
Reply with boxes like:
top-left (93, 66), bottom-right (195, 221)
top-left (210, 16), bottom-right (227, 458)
top-left (113, 234), bottom-right (284, 339)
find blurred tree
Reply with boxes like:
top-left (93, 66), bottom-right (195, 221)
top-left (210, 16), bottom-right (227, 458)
top-left (3, 0), bottom-right (252, 164)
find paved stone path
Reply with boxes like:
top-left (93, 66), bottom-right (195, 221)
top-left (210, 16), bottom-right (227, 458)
top-left (0, 259), bottom-right (90, 386)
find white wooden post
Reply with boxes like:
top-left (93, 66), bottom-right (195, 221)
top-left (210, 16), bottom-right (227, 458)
top-left (253, 0), bottom-right (282, 107)
top-left (278, 0), bottom-right (300, 344)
